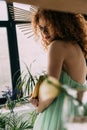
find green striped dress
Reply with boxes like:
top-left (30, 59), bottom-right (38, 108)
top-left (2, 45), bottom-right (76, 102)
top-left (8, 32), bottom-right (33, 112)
top-left (33, 71), bottom-right (87, 130)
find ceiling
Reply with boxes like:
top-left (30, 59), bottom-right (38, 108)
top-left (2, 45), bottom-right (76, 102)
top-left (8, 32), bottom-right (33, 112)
top-left (6, 0), bottom-right (87, 14)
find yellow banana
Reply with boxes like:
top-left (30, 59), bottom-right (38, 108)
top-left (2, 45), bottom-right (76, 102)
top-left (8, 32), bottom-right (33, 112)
top-left (32, 75), bottom-right (47, 98)
top-left (32, 80), bottom-right (41, 98)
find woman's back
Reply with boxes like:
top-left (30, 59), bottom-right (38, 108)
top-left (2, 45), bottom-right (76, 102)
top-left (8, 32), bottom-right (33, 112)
top-left (48, 40), bottom-right (87, 84)
top-left (63, 41), bottom-right (87, 84)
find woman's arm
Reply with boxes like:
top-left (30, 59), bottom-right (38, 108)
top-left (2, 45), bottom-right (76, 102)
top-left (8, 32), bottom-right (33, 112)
top-left (36, 41), bottom-right (65, 112)
top-left (47, 40), bottom-right (65, 79)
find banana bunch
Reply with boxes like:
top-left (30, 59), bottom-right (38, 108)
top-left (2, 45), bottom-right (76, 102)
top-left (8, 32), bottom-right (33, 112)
top-left (32, 75), bottom-right (47, 98)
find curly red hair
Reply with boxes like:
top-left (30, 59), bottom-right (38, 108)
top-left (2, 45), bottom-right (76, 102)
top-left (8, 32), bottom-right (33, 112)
top-left (32, 8), bottom-right (87, 58)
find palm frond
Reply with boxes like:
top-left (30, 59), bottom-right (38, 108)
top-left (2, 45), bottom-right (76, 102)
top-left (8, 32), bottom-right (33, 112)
top-left (6, 112), bottom-right (34, 129)
top-left (0, 113), bottom-right (9, 129)
top-left (8, 4), bottom-right (36, 38)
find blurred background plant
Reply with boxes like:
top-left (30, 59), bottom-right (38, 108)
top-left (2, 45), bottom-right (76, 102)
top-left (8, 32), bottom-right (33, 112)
top-left (0, 111), bottom-right (38, 130)
top-left (0, 64), bottom-right (44, 130)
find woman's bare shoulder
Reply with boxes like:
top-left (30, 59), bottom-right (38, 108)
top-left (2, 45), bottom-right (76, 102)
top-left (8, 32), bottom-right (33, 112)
top-left (50, 40), bottom-right (66, 47)
top-left (48, 40), bottom-right (67, 56)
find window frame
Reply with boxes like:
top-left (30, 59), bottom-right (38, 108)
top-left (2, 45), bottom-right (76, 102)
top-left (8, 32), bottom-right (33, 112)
top-left (0, 2), bottom-right (30, 104)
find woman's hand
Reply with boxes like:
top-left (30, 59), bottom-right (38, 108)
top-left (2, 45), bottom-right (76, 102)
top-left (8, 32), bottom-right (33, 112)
top-left (37, 98), bottom-right (54, 113)
top-left (29, 96), bottom-right (47, 113)
top-left (77, 90), bottom-right (84, 103)
top-left (29, 94), bottom-right (53, 113)
top-left (29, 94), bottom-right (39, 107)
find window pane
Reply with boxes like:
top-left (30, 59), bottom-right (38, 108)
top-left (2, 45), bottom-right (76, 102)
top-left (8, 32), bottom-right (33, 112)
top-left (0, 28), bottom-right (12, 98)
top-left (0, 1), bottom-right (8, 21)
top-left (16, 25), bottom-right (47, 76)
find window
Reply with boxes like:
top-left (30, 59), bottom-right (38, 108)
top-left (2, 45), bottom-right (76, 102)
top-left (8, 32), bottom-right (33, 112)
top-left (16, 25), bottom-right (47, 76)
top-left (0, 28), bottom-right (12, 98)
top-left (0, 1), bottom-right (47, 101)
top-left (0, 0), bottom-right (8, 21)
top-left (14, 2), bottom-right (47, 76)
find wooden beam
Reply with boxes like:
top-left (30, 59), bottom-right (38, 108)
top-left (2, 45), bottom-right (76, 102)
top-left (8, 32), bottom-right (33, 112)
top-left (6, 0), bottom-right (87, 14)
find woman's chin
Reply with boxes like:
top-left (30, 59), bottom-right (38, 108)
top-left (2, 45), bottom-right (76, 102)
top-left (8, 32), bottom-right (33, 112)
top-left (46, 38), bottom-right (52, 44)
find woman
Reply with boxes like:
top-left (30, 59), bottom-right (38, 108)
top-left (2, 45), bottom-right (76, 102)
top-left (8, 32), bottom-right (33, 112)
top-left (30, 8), bottom-right (87, 130)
